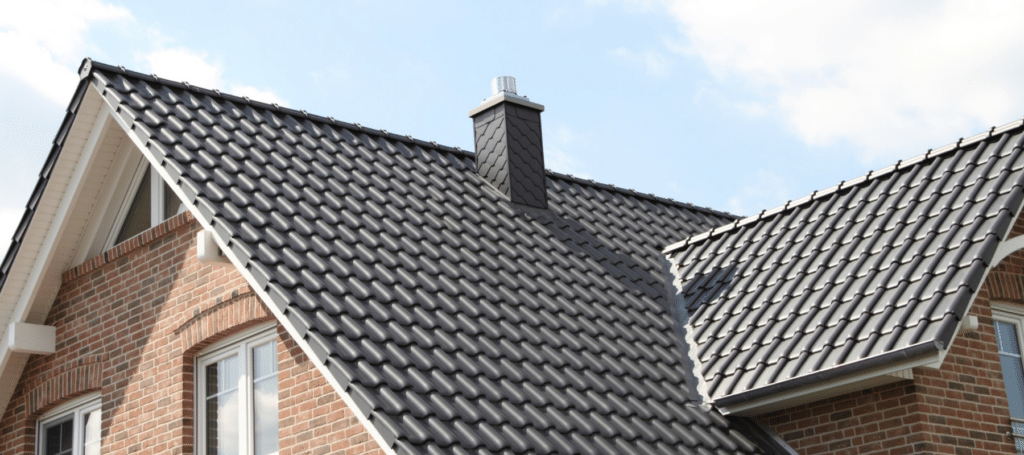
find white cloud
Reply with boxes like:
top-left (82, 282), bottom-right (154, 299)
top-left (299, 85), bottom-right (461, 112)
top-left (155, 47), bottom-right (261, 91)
top-left (229, 85), bottom-right (288, 107)
top-left (144, 47), bottom-right (224, 88)
top-left (547, 148), bottom-right (591, 179)
top-left (727, 170), bottom-right (793, 216)
top-left (734, 101), bottom-right (768, 118)
top-left (142, 49), bottom-right (288, 106)
top-left (0, 0), bottom-right (133, 104)
top-left (546, 126), bottom-right (591, 178)
top-left (0, 0), bottom-right (132, 58)
top-left (663, 0), bottom-right (1024, 163)
top-left (0, 207), bottom-right (24, 248)
top-left (586, 0), bottom-right (658, 11)
top-left (555, 125), bottom-right (576, 144)
top-left (0, 1), bottom-right (287, 109)
top-left (610, 47), bottom-right (673, 77)
top-left (0, 0), bottom-right (291, 253)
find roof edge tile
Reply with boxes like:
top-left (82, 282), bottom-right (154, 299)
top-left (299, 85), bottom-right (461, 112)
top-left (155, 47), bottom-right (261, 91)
top-left (665, 119), bottom-right (1024, 254)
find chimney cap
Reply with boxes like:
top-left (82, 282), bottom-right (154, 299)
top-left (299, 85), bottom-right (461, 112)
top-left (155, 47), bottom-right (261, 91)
top-left (492, 76), bottom-right (517, 96)
top-left (469, 77), bottom-right (544, 117)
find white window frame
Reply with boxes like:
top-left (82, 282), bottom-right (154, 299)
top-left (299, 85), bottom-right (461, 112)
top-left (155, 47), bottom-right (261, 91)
top-left (991, 303), bottom-right (1024, 452)
top-left (102, 155), bottom-right (186, 251)
top-left (103, 156), bottom-right (150, 250)
top-left (196, 325), bottom-right (279, 455)
top-left (36, 392), bottom-right (102, 455)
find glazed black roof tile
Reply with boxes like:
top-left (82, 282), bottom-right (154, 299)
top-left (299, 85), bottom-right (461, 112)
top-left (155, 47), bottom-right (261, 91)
top-left (665, 124), bottom-right (1024, 406)
top-left (59, 60), bottom-right (782, 453)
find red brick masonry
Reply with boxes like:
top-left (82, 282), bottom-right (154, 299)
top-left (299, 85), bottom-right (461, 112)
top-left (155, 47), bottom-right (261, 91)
top-left (0, 213), bottom-right (383, 455)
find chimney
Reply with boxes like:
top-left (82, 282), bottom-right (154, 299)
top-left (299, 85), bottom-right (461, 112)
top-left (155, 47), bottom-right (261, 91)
top-left (469, 76), bottom-right (547, 209)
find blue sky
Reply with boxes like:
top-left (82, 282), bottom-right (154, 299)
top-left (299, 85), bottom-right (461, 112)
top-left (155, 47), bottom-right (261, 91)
top-left (2, 1), bottom-right (1024, 247)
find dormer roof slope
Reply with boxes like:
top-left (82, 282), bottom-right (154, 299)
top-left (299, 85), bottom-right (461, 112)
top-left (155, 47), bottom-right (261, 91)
top-left (0, 59), bottom-right (789, 454)
top-left (665, 123), bottom-right (1024, 409)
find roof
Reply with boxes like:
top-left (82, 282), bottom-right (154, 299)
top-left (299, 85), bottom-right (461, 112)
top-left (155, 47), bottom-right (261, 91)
top-left (3, 59), bottom-right (794, 454)
top-left (664, 122), bottom-right (1024, 407)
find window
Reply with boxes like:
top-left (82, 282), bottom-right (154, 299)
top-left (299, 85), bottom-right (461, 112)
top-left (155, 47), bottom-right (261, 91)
top-left (112, 162), bottom-right (186, 245)
top-left (74, 133), bottom-right (190, 265)
top-left (37, 393), bottom-right (101, 455)
top-left (993, 305), bottom-right (1024, 453)
top-left (197, 328), bottom-right (279, 455)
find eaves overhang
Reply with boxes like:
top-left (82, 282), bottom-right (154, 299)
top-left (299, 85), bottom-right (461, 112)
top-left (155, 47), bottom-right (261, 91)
top-left (714, 340), bottom-right (941, 415)
top-left (0, 69), bottom-right (112, 421)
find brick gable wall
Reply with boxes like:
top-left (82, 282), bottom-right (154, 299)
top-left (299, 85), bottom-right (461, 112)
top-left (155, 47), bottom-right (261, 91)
top-left (0, 213), bottom-right (383, 455)
top-left (757, 215), bottom-right (1024, 455)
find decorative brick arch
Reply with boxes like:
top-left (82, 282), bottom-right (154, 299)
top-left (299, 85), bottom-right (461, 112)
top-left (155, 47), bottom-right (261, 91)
top-left (24, 358), bottom-right (104, 417)
top-left (175, 291), bottom-right (275, 356)
top-left (985, 249), bottom-right (1024, 304)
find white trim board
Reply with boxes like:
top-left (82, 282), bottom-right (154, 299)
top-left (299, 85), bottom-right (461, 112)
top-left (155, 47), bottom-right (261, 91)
top-left (718, 354), bottom-right (932, 416)
top-left (993, 234), bottom-right (1024, 267)
top-left (0, 85), bottom-right (111, 427)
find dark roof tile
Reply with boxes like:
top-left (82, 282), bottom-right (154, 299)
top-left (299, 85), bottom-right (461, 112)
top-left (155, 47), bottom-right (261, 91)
top-left (46, 60), bottom-right (791, 454)
top-left (666, 122), bottom-right (1024, 407)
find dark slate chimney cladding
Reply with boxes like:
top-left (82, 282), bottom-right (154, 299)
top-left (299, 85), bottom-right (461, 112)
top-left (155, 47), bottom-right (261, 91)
top-left (469, 77), bottom-right (547, 209)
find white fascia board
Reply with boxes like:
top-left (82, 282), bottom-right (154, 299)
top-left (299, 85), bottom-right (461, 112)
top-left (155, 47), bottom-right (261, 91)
top-left (7, 322), bottom-right (56, 355)
top-left (0, 347), bottom-right (29, 425)
top-left (993, 234), bottom-right (1024, 268)
top-left (10, 94), bottom-right (111, 325)
top-left (103, 92), bottom-right (402, 455)
top-left (0, 85), bottom-right (109, 422)
top-left (718, 353), bottom-right (936, 416)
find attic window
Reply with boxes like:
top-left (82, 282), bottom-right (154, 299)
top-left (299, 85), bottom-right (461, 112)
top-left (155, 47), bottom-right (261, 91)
top-left (114, 167), bottom-right (151, 244)
top-left (111, 163), bottom-right (185, 246)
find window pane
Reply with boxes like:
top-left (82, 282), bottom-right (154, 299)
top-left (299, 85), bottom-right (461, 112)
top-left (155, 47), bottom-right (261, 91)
top-left (206, 356), bottom-right (240, 455)
top-left (83, 408), bottom-right (102, 455)
top-left (44, 419), bottom-right (73, 455)
top-left (252, 342), bottom-right (279, 455)
top-left (115, 168), bottom-right (151, 244)
top-left (1013, 420), bottom-right (1024, 455)
top-left (997, 321), bottom-right (1024, 419)
top-left (998, 321), bottom-right (1022, 355)
top-left (1001, 356), bottom-right (1024, 419)
top-left (163, 180), bottom-right (184, 220)
top-left (253, 342), bottom-right (277, 380)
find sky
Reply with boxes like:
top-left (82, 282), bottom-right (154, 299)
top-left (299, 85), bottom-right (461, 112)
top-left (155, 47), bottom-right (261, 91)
top-left (2, 0), bottom-right (1024, 249)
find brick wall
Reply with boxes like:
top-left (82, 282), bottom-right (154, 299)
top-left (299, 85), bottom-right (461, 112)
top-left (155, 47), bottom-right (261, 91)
top-left (0, 213), bottom-right (383, 455)
top-left (757, 215), bottom-right (1024, 454)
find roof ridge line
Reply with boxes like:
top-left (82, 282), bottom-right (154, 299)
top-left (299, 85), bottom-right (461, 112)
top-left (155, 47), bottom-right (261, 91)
top-left (543, 169), bottom-right (739, 219)
top-left (81, 58), bottom-right (739, 221)
top-left (663, 118), bottom-right (1024, 254)
top-left (80, 58), bottom-right (476, 158)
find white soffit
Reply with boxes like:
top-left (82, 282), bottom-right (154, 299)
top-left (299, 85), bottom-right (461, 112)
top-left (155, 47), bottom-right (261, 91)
top-left (0, 84), bottom-right (124, 420)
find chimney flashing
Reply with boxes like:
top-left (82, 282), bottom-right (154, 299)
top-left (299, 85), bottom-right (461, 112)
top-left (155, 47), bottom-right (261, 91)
top-left (468, 92), bottom-right (545, 118)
